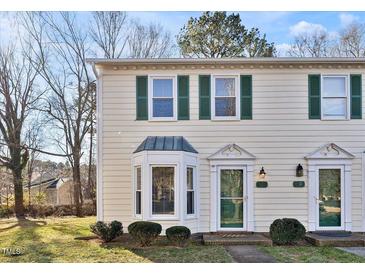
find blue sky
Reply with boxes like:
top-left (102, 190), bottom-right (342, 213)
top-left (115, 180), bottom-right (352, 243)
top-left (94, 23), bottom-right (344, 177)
top-left (2, 11), bottom-right (365, 55)
top-left (129, 11), bottom-right (365, 55)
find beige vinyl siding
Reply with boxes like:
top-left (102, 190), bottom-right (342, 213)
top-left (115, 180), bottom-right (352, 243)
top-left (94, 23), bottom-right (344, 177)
top-left (100, 68), bottom-right (365, 232)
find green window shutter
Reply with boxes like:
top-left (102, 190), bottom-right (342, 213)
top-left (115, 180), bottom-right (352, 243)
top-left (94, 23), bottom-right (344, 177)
top-left (350, 74), bottom-right (362, 119)
top-left (240, 75), bottom-right (252, 120)
top-left (308, 74), bottom-right (321, 119)
top-left (199, 75), bottom-right (211, 120)
top-left (136, 76), bottom-right (148, 120)
top-left (178, 75), bottom-right (190, 120)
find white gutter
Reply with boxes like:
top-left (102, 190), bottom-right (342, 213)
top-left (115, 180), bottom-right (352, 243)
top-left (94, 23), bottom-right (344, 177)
top-left (87, 57), bottom-right (365, 66)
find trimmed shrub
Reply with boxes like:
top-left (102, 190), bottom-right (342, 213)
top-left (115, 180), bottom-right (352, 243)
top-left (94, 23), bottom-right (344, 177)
top-left (90, 220), bottom-right (123, 242)
top-left (166, 226), bottom-right (191, 247)
top-left (128, 221), bottom-right (162, 247)
top-left (270, 218), bottom-right (306, 245)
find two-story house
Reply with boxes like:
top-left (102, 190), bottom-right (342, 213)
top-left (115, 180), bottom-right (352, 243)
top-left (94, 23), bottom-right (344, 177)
top-left (89, 58), bottom-right (365, 234)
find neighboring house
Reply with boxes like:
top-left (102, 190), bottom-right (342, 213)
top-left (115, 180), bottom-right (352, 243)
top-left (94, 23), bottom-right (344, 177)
top-left (90, 57), bottom-right (365, 234)
top-left (28, 175), bottom-right (73, 206)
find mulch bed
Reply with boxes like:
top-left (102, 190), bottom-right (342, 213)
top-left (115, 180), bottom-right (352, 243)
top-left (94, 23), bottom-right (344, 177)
top-left (76, 233), bottom-right (192, 249)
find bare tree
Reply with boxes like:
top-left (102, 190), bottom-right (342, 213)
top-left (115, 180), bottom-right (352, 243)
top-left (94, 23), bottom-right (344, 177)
top-left (288, 30), bottom-right (331, 57)
top-left (24, 119), bottom-right (43, 209)
top-left (0, 167), bottom-right (13, 217)
top-left (0, 46), bottom-right (42, 217)
top-left (128, 20), bottom-right (176, 58)
top-left (337, 23), bottom-right (365, 57)
top-left (90, 11), bottom-right (128, 58)
top-left (21, 12), bottom-right (95, 216)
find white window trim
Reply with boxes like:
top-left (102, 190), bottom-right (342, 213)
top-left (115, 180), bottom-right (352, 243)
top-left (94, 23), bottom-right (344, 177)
top-left (321, 74), bottom-right (350, 121)
top-left (133, 166), bottom-right (142, 218)
top-left (148, 75), bottom-right (177, 121)
top-left (211, 75), bottom-right (240, 121)
top-left (132, 150), bottom-right (199, 224)
top-left (186, 165), bottom-right (197, 219)
top-left (150, 164), bottom-right (178, 220)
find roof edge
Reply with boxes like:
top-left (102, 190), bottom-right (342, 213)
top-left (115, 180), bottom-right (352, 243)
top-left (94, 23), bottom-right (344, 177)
top-left (87, 57), bottom-right (365, 66)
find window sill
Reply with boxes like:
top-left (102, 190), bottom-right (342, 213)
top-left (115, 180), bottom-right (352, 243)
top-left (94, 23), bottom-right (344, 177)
top-left (148, 118), bottom-right (178, 122)
top-left (147, 216), bottom-right (180, 221)
top-left (211, 117), bottom-right (240, 121)
top-left (185, 215), bottom-right (197, 220)
top-left (321, 117), bottom-right (350, 121)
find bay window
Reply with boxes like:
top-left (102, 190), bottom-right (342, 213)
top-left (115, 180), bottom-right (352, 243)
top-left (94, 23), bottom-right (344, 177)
top-left (187, 167), bottom-right (195, 215)
top-left (135, 166), bottom-right (142, 215)
top-left (132, 136), bottom-right (198, 222)
top-left (152, 166), bottom-right (175, 215)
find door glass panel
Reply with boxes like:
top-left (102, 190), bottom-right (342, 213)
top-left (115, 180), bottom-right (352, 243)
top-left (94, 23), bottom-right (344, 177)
top-left (220, 169), bottom-right (243, 197)
top-left (220, 169), bottom-right (244, 228)
top-left (319, 169), bottom-right (341, 227)
top-left (220, 199), bottom-right (243, 228)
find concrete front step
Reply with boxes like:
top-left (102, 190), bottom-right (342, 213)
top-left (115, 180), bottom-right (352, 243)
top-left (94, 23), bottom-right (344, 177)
top-left (305, 232), bottom-right (365, 247)
top-left (203, 232), bottom-right (272, 246)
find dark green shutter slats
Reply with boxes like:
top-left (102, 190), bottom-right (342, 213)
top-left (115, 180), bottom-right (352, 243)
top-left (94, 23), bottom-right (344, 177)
top-left (136, 76), bottom-right (148, 120)
top-left (199, 75), bottom-right (211, 120)
top-left (308, 74), bottom-right (321, 119)
top-left (350, 74), bottom-right (362, 119)
top-left (240, 75), bottom-right (252, 120)
top-left (178, 75), bottom-right (190, 120)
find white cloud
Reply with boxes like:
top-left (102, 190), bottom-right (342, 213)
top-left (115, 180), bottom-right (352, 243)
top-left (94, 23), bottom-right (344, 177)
top-left (289, 20), bottom-right (327, 36)
top-left (339, 13), bottom-right (359, 27)
top-left (275, 43), bottom-right (291, 57)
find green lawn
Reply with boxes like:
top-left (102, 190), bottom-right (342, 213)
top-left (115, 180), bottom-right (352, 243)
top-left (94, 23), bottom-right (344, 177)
top-left (259, 246), bottom-right (365, 263)
top-left (1, 217), bottom-right (364, 263)
top-left (0, 217), bottom-right (231, 263)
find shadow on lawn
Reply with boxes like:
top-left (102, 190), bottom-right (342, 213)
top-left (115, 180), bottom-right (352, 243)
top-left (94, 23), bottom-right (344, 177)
top-left (0, 219), bottom-right (46, 233)
top-left (2, 219), bottom-right (55, 262)
top-left (98, 235), bottom-right (230, 263)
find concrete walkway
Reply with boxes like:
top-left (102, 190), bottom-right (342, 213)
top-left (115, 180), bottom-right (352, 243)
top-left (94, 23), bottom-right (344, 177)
top-left (225, 246), bottom-right (276, 263)
top-left (337, 247), bottom-right (365, 258)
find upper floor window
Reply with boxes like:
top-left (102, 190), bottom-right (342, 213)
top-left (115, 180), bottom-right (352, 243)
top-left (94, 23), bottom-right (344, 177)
top-left (149, 76), bottom-right (177, 121)
top-left (212, 76), bottom-right (240, 120)
top-left (322, 75), bottom-right (349, 120)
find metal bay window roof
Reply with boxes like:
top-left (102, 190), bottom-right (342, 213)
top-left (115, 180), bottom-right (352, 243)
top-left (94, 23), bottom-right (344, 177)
top-left (134, 136), bottom-right (198, 154)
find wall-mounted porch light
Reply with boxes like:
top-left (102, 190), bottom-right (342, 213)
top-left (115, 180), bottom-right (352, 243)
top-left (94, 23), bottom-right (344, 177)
top-left (259, 167), bottom-right (266, 179)
top-left (296, 164), bottom-right (303, 177)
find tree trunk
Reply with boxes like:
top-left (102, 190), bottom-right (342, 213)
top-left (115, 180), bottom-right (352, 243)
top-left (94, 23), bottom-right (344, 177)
top-left (72, 153), bottom-right (82, 217)
top-left (87, 121), bottom-right (96, 212)
top-left (13, 167), bottom-right (25, 218)
top-left (6, 185), bottom-right (10, 218)
top-left (28, 171), bottom-right (32, 209)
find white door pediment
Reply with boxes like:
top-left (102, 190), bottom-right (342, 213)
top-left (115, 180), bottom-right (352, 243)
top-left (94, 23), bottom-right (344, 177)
top-left (208, 144), bottom-right (256, 160)
top-left (305, 143), bottom-right (355, 160)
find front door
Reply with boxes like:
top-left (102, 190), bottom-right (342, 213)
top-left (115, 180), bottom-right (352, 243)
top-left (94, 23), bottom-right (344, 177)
top-left (316, 166), bottom-right (344, 230)
top-left (218, 167), bottom-right (246, 230)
